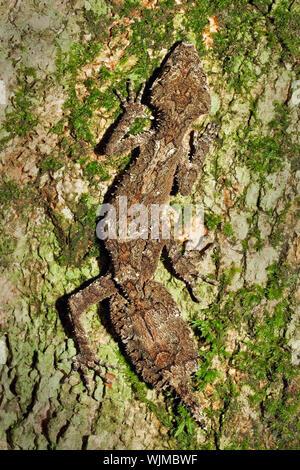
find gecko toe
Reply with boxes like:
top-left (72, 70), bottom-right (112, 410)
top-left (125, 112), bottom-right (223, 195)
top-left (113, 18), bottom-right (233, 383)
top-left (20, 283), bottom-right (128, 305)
top-left (59, 353), bottom-right (118, 393)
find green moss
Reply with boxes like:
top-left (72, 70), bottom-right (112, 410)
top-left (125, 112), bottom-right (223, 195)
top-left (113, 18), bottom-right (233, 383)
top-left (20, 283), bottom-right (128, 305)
top-left (119, 0), bottom-right (142, 17)
top-left (262, 396), bottom-right (300, 450)
top-left (269, 229), bottom-right (284, 248)
top-left (237, 132), bottom-right (283, 178)
top-left (0, 67), bottom-right (40, 150)
top-left (187, 253), bottom-right (297, 448)
top-left (229, 99), bottom-right (296, 184)
top-left (172, 405), bottom-right (199, 450)
top-left (3, 85), bottom-right (38, 136)
top-left (38, 156), bottom-right (64, 172)
top-left (0, 231), bottom-right (17, 267)
top-left (205, 1), bottom-right (299, 95)
top-left (56, 41), bottom-right (102, 83)
top-left (265, 263), bottom-right (286, 300)
top-left (54, 41), bottom-right (105, 149)
top-left (127, 116), bottom-right (151, 136)
top-left (85, 161), bottom-right (110, 180)
top-left (124, 6), bottom-right (177, 67)
top-left (222, 221), bottom-right (233, 237)
top-left (267, 0), bottom-right (300, 59)
top-left (46, 199), bottom-right (101, 268)
top-left (0, 180), bottom-right (20, 205)
top-left (205, 213), bottom-right (222, 231)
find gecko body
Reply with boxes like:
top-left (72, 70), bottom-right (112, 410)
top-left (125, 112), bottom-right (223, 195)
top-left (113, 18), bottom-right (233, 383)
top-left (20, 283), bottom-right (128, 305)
top-left (68, 42), bottom-right (218, 426)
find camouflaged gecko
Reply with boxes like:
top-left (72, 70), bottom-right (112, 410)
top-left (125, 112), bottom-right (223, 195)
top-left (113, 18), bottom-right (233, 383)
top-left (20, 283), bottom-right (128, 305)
top-left (66, 42), bottom-right (218, 426)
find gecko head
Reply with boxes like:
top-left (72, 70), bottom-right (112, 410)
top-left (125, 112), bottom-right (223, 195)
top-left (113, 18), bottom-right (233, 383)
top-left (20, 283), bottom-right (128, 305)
top-left (150, 42), bottom-right (211, 120)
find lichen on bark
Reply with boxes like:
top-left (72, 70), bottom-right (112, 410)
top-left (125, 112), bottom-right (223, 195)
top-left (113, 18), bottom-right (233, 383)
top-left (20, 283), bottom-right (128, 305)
top-left (0, 0), bottom-right (299, 450)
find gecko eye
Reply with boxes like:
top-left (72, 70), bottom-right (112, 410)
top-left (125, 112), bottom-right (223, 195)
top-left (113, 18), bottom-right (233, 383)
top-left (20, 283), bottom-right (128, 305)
top-left (163, 65), bottom-right (172, 74)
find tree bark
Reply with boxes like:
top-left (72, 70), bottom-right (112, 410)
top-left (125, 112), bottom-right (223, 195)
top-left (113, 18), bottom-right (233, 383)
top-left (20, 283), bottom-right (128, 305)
top-left (0, 0), bottom-right (299, 450)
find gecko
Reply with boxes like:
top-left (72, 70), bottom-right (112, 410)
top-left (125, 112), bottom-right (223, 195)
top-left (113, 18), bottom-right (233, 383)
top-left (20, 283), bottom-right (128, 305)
top-left (66, 42), bottom-right (218, 427)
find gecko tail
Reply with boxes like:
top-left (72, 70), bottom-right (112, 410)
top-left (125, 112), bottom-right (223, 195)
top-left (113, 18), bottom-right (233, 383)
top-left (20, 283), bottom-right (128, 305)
top-left (162, 365), bottom-right (209, 430)
top-left (174, 382), bottom-right (209, 430)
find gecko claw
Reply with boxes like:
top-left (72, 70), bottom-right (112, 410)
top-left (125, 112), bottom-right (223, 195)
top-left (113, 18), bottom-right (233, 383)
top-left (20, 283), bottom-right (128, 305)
top-left (115, 80), bottom-right (149, 119)
top-left (128, 79), bottom-right (146, 103)
top-left (60, 353), bottom-right (119, 393)
top-left (115, 89), bottom-right (127, 105)
top-left (128, 79), bottom-right (134, 102)
top-left (136, 79), bottom-right (146, 102)
top-left (199, 275), bottom-right (218, 286)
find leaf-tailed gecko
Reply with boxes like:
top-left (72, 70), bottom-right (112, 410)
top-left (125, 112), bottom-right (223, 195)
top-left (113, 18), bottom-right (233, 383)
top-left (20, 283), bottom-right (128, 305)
top-left (66, 42), bottom-right (218, 426)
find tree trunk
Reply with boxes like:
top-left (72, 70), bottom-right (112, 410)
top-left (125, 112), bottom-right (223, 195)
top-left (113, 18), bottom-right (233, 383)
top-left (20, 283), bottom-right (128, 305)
top-left (0, 0), bottom-right (299, 450)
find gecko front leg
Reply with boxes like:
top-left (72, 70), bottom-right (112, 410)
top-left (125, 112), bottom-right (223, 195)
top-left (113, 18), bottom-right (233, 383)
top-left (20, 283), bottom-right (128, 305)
top-left (105, 80), bottom-right (154, 156)
top-left (176, 122), bottom-right (219, 196)
top-left (167, 123), bottom-right (218, 298)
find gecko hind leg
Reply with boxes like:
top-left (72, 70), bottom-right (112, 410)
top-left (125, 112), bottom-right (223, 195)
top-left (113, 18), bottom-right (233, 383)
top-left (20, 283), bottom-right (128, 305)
top-left (62, 273), bottom-right (119, 393)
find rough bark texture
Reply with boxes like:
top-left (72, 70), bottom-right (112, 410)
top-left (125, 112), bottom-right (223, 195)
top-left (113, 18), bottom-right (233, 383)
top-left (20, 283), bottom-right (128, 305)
top-left (0, 0), bottom-right (299, 450)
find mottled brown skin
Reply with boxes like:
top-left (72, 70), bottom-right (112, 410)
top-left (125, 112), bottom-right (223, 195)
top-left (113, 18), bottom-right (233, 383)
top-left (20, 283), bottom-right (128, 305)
top-left (67, 42), bottom-right (218, 426)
